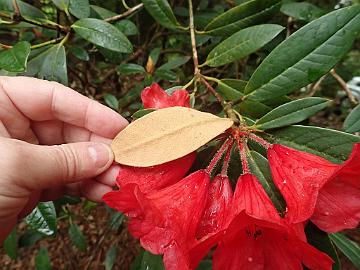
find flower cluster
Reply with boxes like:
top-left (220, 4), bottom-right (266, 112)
top-left (103, 83), bottom-right (360, 270)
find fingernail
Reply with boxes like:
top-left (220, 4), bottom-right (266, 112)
top-left (88, 144), bottom-right (113, 168)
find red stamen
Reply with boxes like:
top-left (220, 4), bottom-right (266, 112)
top-left (206, 137), bottom-right (233, 174)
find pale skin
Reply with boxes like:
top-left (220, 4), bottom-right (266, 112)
top-left (0, 76), bottom-right (128, 243)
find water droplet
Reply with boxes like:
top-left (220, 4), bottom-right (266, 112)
top-left (248, 257), bottom-right (253, 262)
top-left (324, 211), bottom-right (330, 216)
top-left (282, 179), bottom-right (287, 184)
top-left (285, 152), bottom-right (289, 155)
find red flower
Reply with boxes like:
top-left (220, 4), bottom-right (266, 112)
top-left (312, 143), bottom-right (360, 232)
top-left (268, 144), bottom-right (338, 223)
top-left (141, 83), bottom-right (190, 109)
top-left (193, 174), bottom-right (333, 270)
top-left (103, 170), bottom-right (210, 270)
top-left (268, 143), bottom-right (360, 232)
top-left (116, 152), bottom-right (196, 193)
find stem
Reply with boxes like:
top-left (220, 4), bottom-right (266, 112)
top-left (30, 36), bottom-right (63, 49)
top-left (220, 141), bottom-right (233, 176)
top-left (188, 0), bottom-right (200, 93)
top-left (122, 0), bottom-right (131, 9)
top-left (0, 43), bottom-right (12, 49)
top-left (183, 77), bottom-right (195, 89)
top-left (238, 141), bottom-right (250, 174)
top-left (200, 76), bottom-right (224, 105)
top-left (248, 133), bottom-right (271, 149)
top-left (59, 32), bottom-right (70, 46)
top-left (206, 138), bottom-right (233, 174)
top-left (330, 68), bottom-right (358, 106)
top-left (105, 3), bottom-right (144, 23)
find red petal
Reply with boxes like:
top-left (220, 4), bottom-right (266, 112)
top-left (116, 152), bottom-right (196, 192)
top-left (268, 144), bottom-right (338, 223)
top-left (232, 174), bottom-right (282, 224)
top-left (196, 175), bottom-right (233, 239)
top-left (163, 241), bottom-right (191, 270)
top-left (141, 83), bottom-right (190, 109)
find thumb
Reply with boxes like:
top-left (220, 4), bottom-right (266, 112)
top-left (19, 141), bottom-right (114, 190)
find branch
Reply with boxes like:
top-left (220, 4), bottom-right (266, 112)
top-left (105, 3), bottom-right (144, 23)
top-left (188, 0), bottom-right (199, 77)
top-left (330, 68), bottom-right (358, 106)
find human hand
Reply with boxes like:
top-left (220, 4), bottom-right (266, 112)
top-left (0, 76), bottom-right (128, 243)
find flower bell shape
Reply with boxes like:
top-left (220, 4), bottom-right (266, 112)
top-left (104, 170), bottom-right (210, 270)
top-left (211, 174), bottom-right (333, 270)
top-left (141, 83), bottom-right (190, 109)
top-left (312, 143), bottom-right (360, 232)
top-left (267, 144), bottom-right (338, 223)
top-left (116, 152), bottom-right (196, 193)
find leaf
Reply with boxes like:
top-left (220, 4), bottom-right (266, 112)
top-left (0, 41), bottom-right (31, 72)
top-left (343, 104), bottom-right (360, 133)
top-left (115, 20), bottom-right (139, 36)
top-left (217, 79), bottom-right (247, 101)
top-left (196, 260), bottom-right (212, 270)
top-left (265, 125), bottom-right (360, 163)
top-left (255, 97), bottom-right (330, 130)
top-left (330, 233), bottom-right (360, 269)
top-left (68, 223), bottom-right (86, 252)
top-left (0, 0), bottom-right (47, 19)
top-left (205, 24), bottom-right (284, 67)
top-left (35, 247), bottom-right (52, 270)
top-left (25, 202), bottom-right (57, 236)
top-left (141, 0), bottom-right (181, 30)
top-left (69, 0), bottom-right (90, 18)
top-left (132, 108), bottom-right (156, 120)
top-left (111, 107), bottom-right (234, 167)
top-left (4, 229), bottom-right (18, 260)
top-left (141, 251), bottom-right (164, 270)
top-left (245, 6), bottom-right (360, 101)
top-left (71, 18), bottom-right (133, 53)
top-left (305, 223), bottom-right (340, 270)
top-left (281, 2), bottom-right (326, 22)
top-left (154, 69), bottom-right (177, 81)
top-left (52, 0), bottom-right (69, 11)
top-left (104, 246), bottom-right (117, 270)
top-left (103, 94), bottom-right (119, 110)
top-left (68, 45), bottom-right (89, 61)
top-left (19, 230), bottom-right (44, 248)
top-left (248, 151), bottom-right (285, 213)
top-left (117, 63), bottom-right (146, 75)
top-left (157, 56), bottom-right (191, 71)
top-left (90, 5), bottom-right (116, 19)
top-left (204, 0), bottom-right (281, 36)
top-left (107, 211), bottom-right (124, 230)
top-left (26, 44), bottom-right (68, 85)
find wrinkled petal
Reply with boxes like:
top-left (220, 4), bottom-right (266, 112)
top-left (141, 83), bottom-right (190, 109)
top-left (232, 173), bottom-right (282, 224)
top-left (196, 175), bottom-right (233, 239)
top-left (268, 144), bottom-right (338, 223)
top-left (116, 152), bottom-right (196, 192)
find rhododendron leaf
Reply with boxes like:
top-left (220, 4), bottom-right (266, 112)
top-left (268, 144), bottom-right (338, 223)
top-left (266, 125), bottom-right (360, 163)
top-left (132, 108), bottom-right (156, 120)
top-left (111, 107), bottom-right (233, 166)
top-left (343, 104), bottom-right (360, 133)
top-left (330, 233), bottom-right (360, 269)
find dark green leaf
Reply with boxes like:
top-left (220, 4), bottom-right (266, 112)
top-left (196, 260), bottom-right (212, 270)
top-left (237, 99), bottom-right (273, 118)
top-left (305, 223), bottom-right (340, 270)
top-left (35, 247), bottom-right (52, 270)
top-left (255, 97), bottom-right (330, 130)
top-left (204, 0), bottom-right (281, 36)
top-left (104, 246), bottom-right (117, 270)
top-left (154, 69), bottom-right (177, 81)
top-left (330, 233), bottom-right (360, 269)
top-left (141, 0), bottom-right (182, 30)
top-left (26, 44), bottom-right (68, 85)
top-left (132, 109), bottom-right (156, 120)
top-left (217, 79), bottom-right (247, 100)
top-left (265, 125), bottom-right (360, 163)
top-left (248, 151), bottom-right (285, 213)
top-left (343, 104), bottom-right (360, 133)
top-left (0, 0), bottom-right (47, 19)
top-left (148, 47), bottom-right (161, 67)
top-left (117, 63), bottom-right (146, 75)
top-left (141, 251), bottom-right (165, 270)
top-left (4, 229), bottom-right (18, 260)
top-left (104, 94), bottom-right (119, 110)
top-left (0, 41), bottom-right (31, 72)
top-left (69, 223), bottom-right (86, 252)
top-left (19, 230), bottom-right (44, 248)
top-left (281, 2), bottom-right (326, 22)
top-left (205, 24), bottom-right (284, 67)
top-left (115, 20), bottom-right (139, 36)
top-left (158, 56), bottom-right (191, 71)
top-left (25, 202), bottom-right (57, 236)
top-left (71, 18), bottom-right (133, 53)
top-left (90, 5), bottom-right (116, 19)
top-left (69, 0), bottom-right (90, 18)
top-left (245, 6), bottom-right (360, 101)
top-left (54, 195), bottom-right (81, 206)
top-left (108, 211), bottom-right (124, 230)
top-left (52, 0), bottom-right (69, 11)
top-left (68, 45), bottom-right (90, 61)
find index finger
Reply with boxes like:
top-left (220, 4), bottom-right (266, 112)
top-left (0, 76), bottom-right (128, 139)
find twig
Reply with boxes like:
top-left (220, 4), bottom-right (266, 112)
top-left (330, 68), bottom-right (358, 105)
top-left (105, 3), bottom-right (144, 23)
top-left (305, 75), bottom-right (326, 97)
top-left (200, 77), bottom-right (224, 104)
top-left (188, 0), bottom-right (200, 92)
top-left (0, 43), bottom-right (12, 49)
top-left (30, 36), bottom-right (64, 49)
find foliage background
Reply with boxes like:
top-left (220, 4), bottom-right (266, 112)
top-left (0, 0), bottom-right (360, 269)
